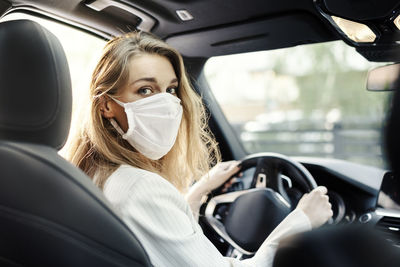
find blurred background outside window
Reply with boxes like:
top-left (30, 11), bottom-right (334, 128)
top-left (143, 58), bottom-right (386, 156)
top-left (205, 42), bottom-right (390, 168)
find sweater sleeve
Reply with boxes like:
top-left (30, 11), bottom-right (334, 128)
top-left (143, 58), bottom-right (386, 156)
top-left (104, 167), bottom-right (311, 267)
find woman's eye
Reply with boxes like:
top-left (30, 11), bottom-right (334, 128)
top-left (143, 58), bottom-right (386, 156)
top-left (137, 88), bottom-right (153, 95)
top-left (167, 87), bottom-right (178, 95)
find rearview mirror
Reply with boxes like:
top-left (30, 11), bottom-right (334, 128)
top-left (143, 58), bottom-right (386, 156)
top-left (367, 63), bottom-right (400, 91)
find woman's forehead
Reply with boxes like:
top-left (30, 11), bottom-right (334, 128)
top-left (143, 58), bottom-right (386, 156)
top-left (128, 54), bottom-right (177, 84)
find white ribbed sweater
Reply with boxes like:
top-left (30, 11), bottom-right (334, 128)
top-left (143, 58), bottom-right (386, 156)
top-left (104, 165), bottom-right (311, 267)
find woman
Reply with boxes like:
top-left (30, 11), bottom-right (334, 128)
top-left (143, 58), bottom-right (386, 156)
top-left (66, 32), bottom-right (332, 266)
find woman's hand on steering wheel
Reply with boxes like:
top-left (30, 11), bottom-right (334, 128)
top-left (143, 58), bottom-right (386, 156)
top-left (185, 160), bottom-right (241, 213)
top-left (295, 186), bottom-right (333, 228)
top-left (197, 160), bottom-right (242, 194)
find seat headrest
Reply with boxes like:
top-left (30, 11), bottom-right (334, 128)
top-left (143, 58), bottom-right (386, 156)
top-left (0, 20), bottom-right (72, 149)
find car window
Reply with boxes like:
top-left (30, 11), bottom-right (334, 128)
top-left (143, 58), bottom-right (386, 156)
top-left (204, 41), bottom-right (391, 168)
top-left (1, 12), bottom-right (106, 151)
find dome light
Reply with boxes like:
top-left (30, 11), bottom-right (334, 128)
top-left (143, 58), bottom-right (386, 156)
top-left (331, 16), bottom-right (376, 43)
top-left (394, 14), bottom-right (400, 30)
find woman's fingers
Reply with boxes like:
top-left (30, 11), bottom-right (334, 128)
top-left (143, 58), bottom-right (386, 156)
top-left (220, 160), bottom-right (241, 170)
top-left (313, 186), bottom-right (328, 195)
top-left (219, 161), bottom-right (241, 177)
top-left (221, 178), bottom-right (237, 192)
top-left (201, 160), bottom-right (242, 192)
top-left (296, 186), bottom-right (333, 229)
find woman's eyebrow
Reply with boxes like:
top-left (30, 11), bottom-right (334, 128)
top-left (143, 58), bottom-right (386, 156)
top-left (130, 77), bottom-right (157, 86)
top-left (130, 77), bottom-right (178, 86)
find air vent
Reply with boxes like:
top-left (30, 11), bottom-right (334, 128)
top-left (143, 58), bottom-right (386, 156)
top-left (376, 216), bottom-right (400, 245)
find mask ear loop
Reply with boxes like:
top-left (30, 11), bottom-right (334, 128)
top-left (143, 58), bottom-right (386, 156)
top-left (108, 95), bottom-right (125, 106)
top-left (106, 95), bottom-right (127, 136)
top-left (109, 118), bottom-right (126, 136)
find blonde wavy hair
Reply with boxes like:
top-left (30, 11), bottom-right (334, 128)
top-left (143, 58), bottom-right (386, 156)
top-left (65, 32), bottom-right (221, 191)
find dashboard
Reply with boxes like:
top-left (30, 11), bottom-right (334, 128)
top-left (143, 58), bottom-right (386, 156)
top-left (369, 172), bottom-right (400, 247)
top-left (377, 172), bottom-right (400, 211)
top-left (286, 158), bottom-right (400, 247)
top-left (201, 156), bottom-right (400, 256)
top-left (299, 158), bottom-right (382, 225)
top-left (225, 157), bottom-right (384, 225)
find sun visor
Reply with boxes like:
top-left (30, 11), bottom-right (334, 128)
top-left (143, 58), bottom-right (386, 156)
top-left (323, 0), bottom-right (399, 20)
top-left (165, 12), bottom-right (337, 57)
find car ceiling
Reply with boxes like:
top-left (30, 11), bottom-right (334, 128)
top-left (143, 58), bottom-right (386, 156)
top-left (1, 0), bottom-right (399, 59)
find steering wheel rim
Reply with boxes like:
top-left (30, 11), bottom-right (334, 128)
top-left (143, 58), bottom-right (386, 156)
top-left (203, 152), bottom-right (317, 256)
top-left (241, 152), bottom-right (317, 200)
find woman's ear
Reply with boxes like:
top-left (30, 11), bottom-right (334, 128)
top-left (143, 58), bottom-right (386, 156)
top-left (100, 96), bottom-right (116, 119)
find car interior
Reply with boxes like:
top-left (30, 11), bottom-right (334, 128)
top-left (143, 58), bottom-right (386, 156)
top-left (0, 0), bottom-right (399, 266)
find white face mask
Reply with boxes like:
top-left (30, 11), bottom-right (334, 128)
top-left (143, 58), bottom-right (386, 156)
top-left (109, 93), bottom-right (183, 160)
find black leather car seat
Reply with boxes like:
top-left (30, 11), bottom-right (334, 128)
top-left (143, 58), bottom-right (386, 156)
top-left (0, 19), bottom-right (151, 267)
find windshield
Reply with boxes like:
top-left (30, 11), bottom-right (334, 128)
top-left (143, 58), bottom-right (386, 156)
top-left (204, 41), bottom-right (391, 169)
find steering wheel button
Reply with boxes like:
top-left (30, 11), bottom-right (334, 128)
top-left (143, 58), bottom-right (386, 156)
top-left (256, 173), bottom-right (267, 187)
top-left (359, 213), bottom-right (372, 223)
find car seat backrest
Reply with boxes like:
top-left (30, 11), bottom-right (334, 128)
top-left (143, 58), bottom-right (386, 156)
top-left (0, 19), bottom-right (151, 267)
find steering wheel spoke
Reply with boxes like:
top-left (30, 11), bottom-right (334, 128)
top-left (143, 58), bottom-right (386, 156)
top-left (205, 189), bottom-right (261, 255)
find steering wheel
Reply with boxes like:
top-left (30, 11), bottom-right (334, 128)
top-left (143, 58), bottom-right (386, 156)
top-left (202, 152), bottom-right (317, 256)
